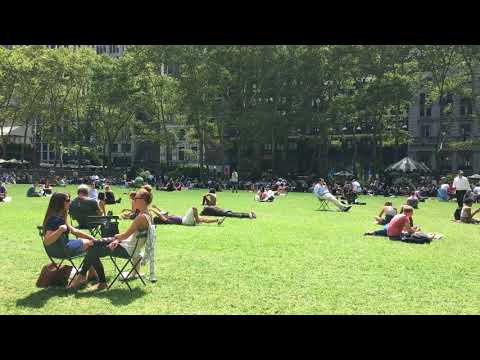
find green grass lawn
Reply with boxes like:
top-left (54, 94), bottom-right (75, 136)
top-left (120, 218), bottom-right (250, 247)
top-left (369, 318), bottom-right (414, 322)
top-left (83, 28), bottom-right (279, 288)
top-left (1, 184), bottom-right (479, 314)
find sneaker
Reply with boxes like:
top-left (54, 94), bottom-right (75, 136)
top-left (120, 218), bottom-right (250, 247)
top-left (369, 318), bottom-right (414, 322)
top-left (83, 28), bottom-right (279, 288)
top-left (217, 217), bottom-right (226, 226)
top-left (250, 211), bottom-right (257, 219)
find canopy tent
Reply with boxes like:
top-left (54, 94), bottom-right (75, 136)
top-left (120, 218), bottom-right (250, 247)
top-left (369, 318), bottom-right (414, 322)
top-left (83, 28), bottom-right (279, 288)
top-left (333, 170), bottom-right (354, 177)
top-left (385, 157), bottom-right (432, 174)
top-left (468, 174), bottom-right (480, 180)
top-left (0, 159), bottom-right (6, 164)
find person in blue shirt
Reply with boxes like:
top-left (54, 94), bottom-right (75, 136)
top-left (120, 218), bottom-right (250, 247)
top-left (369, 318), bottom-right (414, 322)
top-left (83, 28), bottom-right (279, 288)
top-left (27, 183), bottom-right (42, 197)
top-left (313, 178), bottom-right (351, 212)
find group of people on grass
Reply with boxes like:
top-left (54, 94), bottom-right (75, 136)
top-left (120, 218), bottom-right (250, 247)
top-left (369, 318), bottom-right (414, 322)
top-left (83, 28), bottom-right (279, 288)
top-left (40, 180), bottom-right (258, 291)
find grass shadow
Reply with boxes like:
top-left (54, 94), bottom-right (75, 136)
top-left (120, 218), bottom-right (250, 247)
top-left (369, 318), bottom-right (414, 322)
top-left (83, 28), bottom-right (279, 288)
top-left (16, 287), bottom-right (72, 309)
top-left (74, 287), bottom-right (147, 306)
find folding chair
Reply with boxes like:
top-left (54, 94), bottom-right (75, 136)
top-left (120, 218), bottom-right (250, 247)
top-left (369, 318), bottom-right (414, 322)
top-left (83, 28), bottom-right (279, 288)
top-left (317, 197), bottom-right (331, 211)
top-left (107, 238), bottom-right (147, 292)
top-left (37, 226), bottom-right (86, 287)
top-left (87, 215), bottom-right (119, 238)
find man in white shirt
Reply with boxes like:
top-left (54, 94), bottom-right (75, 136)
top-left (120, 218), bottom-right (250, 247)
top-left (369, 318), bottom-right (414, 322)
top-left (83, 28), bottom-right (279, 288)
top-left (351, 179), bottom-right (362, 194)
top-left (313, 178), bottom-right (351, 212)
top-left (453, 170), bottom-right (471, 208)
top-left (231, 170), bottom-right (239, 193)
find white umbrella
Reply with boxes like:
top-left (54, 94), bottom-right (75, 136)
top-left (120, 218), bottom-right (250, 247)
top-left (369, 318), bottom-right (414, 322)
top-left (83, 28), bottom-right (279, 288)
top-left (468, 174), bottom-right (480, 180)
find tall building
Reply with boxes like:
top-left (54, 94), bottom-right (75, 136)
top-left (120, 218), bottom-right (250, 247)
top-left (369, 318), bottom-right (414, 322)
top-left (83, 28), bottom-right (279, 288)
top-left (408, 91), bottom-right (480, 174)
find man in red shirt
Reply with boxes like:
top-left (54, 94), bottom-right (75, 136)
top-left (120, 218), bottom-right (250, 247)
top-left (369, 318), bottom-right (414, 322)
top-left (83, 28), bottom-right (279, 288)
top-left (387, 206), bottom-right (416, 238)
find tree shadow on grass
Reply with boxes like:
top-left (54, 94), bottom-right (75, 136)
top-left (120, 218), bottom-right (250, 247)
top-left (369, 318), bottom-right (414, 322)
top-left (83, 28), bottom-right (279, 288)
top-left (16, 285), bottom-right (147, 309)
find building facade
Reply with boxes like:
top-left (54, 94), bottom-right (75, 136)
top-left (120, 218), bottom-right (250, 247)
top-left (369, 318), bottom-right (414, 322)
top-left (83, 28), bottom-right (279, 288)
top-left (407, 91), bottom-right (480, 174)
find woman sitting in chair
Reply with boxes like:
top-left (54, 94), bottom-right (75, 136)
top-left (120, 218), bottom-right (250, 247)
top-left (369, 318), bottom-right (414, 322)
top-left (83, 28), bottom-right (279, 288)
top-left (69, 188), bottom-right (154, 291)
top-left (42, 193), bottom-right (98, 281)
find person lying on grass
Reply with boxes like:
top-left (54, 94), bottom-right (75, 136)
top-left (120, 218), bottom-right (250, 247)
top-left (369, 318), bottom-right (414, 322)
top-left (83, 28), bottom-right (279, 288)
top-left (255, 187), bottom-right (275, 202)
top-left (42, 192), bottom-right (98, 281)
top-left (201, 189), bottom-right (257, 219)
top-left (460, 198), bottom-right (480, 224)
top-left (68, 188), bottom-right (155, 291)
top-left (374, 201), bottom-right (397, 225)
top-left (150, 205), bottom-right (225, 226)
top-left (364, 205), bottom-right (440, 243)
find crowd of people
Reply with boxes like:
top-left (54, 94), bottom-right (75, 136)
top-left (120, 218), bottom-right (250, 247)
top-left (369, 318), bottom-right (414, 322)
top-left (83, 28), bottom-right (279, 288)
top-left (2, 164), bottom-right (480, 293)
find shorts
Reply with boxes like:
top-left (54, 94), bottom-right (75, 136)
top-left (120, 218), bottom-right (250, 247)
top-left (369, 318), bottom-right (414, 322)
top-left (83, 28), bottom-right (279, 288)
top-left (182, 208), bottom-right (197, 226)
top-left (65, 239), bottom-right (85, 256)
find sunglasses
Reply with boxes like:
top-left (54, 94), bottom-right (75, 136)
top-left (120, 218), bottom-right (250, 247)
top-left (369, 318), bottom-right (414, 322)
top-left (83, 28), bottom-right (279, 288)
top-left (65, 198), bottom-right (71, 202)
top-left (134, 197), bottom-right (145, 200)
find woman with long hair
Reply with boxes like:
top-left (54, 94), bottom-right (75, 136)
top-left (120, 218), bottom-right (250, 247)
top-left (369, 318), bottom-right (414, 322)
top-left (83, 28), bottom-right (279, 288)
top-left (69, 188), bottom-right (155, 290)
top-left (42, 192), bottom-right (98, 282)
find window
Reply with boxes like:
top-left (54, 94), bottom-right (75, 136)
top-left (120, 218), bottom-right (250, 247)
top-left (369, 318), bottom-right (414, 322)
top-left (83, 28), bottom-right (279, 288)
top-left (463, 154), bottom-right (472, 168)
top-left (112, 144), bottom-right (119, 152)
top-left (275, 143), bottom-right (284, 151)
top-left (178, 129), bottom-right (186, 141)
top-left (264, 144), bottom-right (272, 152)
top-left (426, 106), bottom-right (432, 116)
top-left (121, 143), bottom-right (131, 153)
top-left (421, 125), bottom-right (431, 138)
top-left (460, 123), bottom-right (471, 141)
top-left (178, 146), bottom-right (185, 161)
top-left (288, 142), bottom-right (298, 151)
top-left (419, 93), bottom-right (432, 117)
top-left (460, 98), bottom-right (472, 116)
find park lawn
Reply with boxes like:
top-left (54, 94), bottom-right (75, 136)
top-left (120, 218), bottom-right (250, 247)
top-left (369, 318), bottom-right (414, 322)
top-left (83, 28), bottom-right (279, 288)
top-left (1, 184), bottom-right (479, 315)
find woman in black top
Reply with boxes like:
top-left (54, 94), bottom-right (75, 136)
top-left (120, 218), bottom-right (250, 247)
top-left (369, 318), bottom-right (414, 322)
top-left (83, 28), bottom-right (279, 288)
top-left (104, 185), bottom-right (121, 205)
top-left (42, 192), bottom-right (98, 281)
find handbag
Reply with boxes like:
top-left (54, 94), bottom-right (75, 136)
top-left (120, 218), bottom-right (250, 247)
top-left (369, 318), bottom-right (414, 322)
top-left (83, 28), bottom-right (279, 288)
top-left (36, 263), bottom-right (73, 288)
top-left (101, 221), bottom-right (119, 237)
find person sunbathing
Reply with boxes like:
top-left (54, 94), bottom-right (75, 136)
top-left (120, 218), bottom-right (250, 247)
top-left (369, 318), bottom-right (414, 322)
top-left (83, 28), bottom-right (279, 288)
top-left (460, 198), bottom-right (480, 224)
top-left (151, 205), bottom-right (224, 226)
top-left (374, 201), bottom-right (397, 225)
top-left (255, 187), bottom-right (274, 202)
top-left (201, 189), bottom-right (256, 219)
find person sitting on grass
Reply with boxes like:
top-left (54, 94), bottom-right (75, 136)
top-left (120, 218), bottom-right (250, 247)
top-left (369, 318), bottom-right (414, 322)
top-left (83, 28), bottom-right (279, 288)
top-left (374, 201), bottom-right (397, 225)
top-left (69, 185), bottom-right (102, 228)
top-left (151, 205), bottom-right (225, 226)
top-left (460, 198), bottom-right (480, 224)
top-left (313, 178), bottom-right (351, 212)
top-left (406, 192), bottom-right (419, 209)
top-left (200, 189), bottom-right (257, 219)
top-left (437, 182), bottom-right (449, 201)
top-left (202, 188), bottom-right (217, 206)
top-left (27, 183), bottom-right (42, 197)
top-left (473, 183), bottom-right (480, 203)
top-left (0, 181), bottom-right (7, 202)
top-left (42, 192), bottom-right (98, 283)
top-left (365, 205), bottom-right (437, 243)
top-left (68, 188), bottom-right (156, 291)
top-left (97, 192), bottom-right (107, 216)
top-left (43, 180), bottom-right (53, 195)
top-left (104, 185), bottom-right (122, 205)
